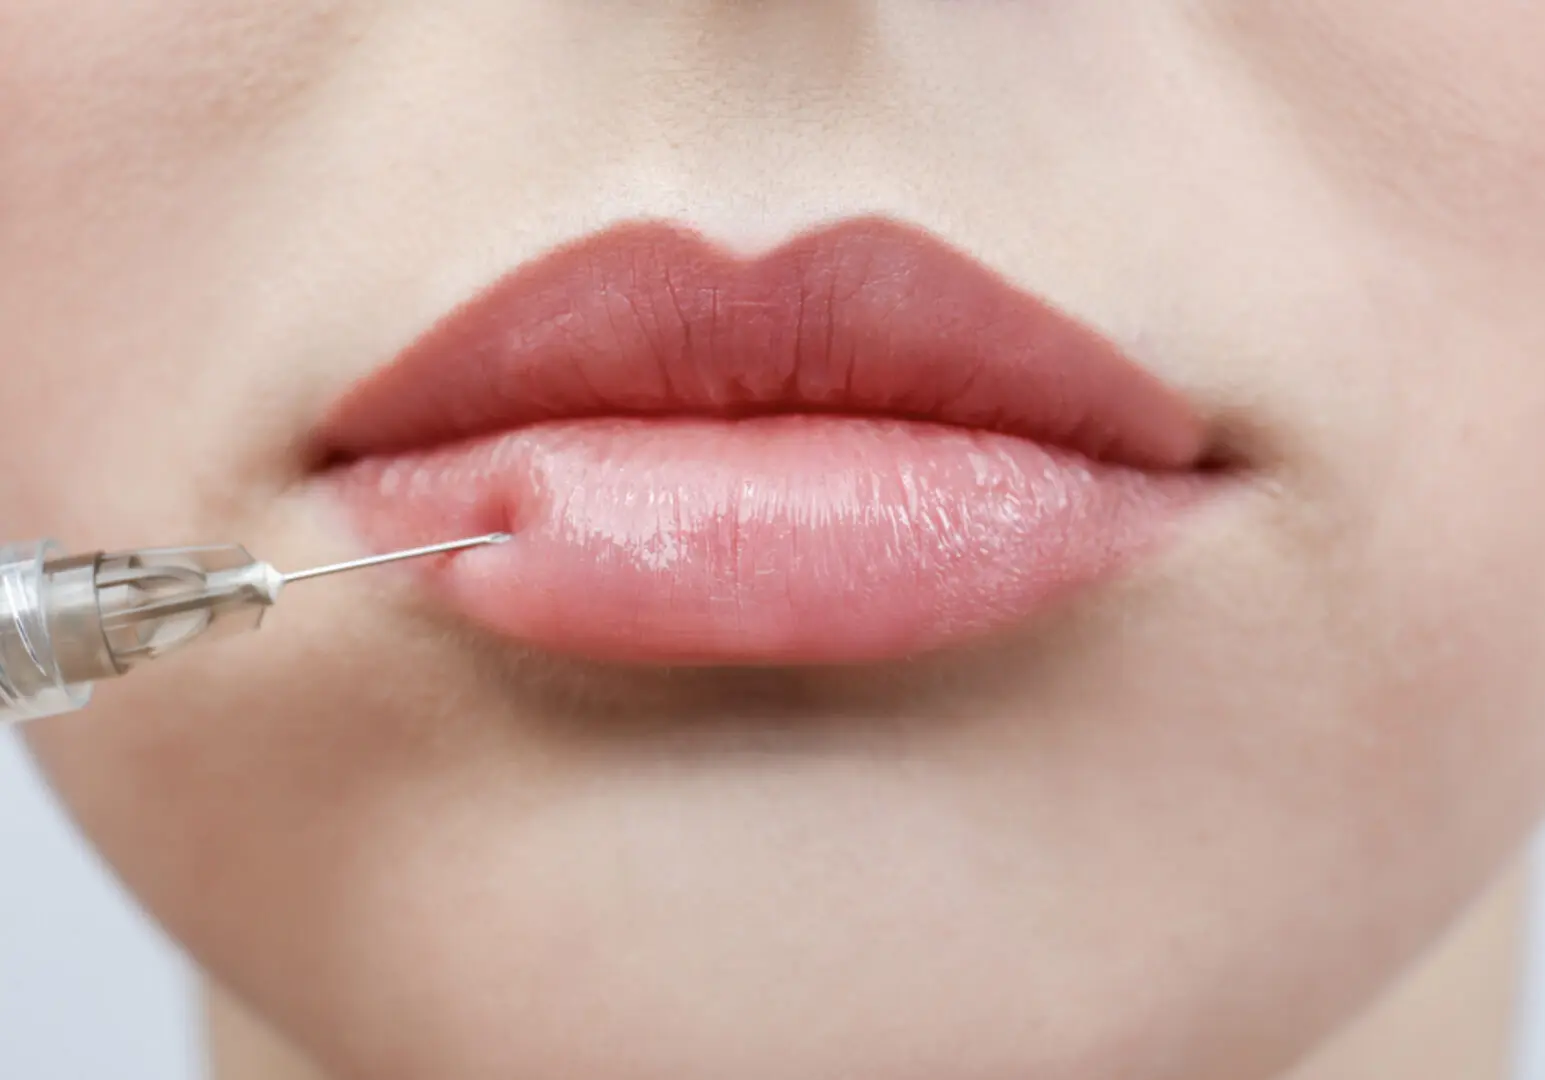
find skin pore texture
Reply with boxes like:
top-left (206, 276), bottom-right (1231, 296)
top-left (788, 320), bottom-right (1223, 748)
top-left (6, 3), bottom-right (1545, 1079)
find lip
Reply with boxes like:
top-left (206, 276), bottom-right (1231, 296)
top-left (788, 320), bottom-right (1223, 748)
top-left (316, 216), bottom-right (1214, 664)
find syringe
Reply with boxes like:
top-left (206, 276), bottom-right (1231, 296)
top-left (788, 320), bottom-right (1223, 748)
top-left (0, 533), bottom-right (509, 724)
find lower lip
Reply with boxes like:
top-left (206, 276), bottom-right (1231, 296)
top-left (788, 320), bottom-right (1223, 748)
top-left (323, 416), bottom-right (1206, 664)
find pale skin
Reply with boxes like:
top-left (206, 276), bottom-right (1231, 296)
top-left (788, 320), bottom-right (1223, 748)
top-left (207, 868), bottom-right (1530, 1078)
top-left (5, 3), bottom-right (1545, 1078)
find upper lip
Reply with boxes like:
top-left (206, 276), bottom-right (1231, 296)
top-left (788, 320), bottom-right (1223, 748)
top-left (316, 215), bottom-right (1207, 469)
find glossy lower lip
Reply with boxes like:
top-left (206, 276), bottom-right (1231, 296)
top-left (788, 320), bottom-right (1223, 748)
top-left (318, 217), bottom-right (1214, 664)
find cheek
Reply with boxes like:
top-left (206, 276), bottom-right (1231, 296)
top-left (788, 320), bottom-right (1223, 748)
top-left (0, 3), bottom-right (362, 156)
top-left (1202, 0), bottom-right (1545, 257)
top-left (1323, 368), bottom-right (1545, 855)
top-left (0, 2), bottom-right (371, 544)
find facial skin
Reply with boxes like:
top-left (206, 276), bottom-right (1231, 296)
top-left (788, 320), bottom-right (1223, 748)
top-left (7, 3), bottom-right (1545, 1078)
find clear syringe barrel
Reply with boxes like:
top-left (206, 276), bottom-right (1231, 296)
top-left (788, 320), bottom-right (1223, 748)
top-left (0, 539), bottom-right (282, 726)
top-left (0, 541), bottom-right (93, 722)
top-left (0, 532), bottom-right (498, 726)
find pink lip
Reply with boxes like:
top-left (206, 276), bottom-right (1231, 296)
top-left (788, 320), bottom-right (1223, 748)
top-left (317, 217), bottom-right (1213, 664)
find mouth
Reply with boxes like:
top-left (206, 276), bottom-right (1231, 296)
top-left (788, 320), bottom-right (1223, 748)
top-left (315, 216), bottom-right (1219, 665)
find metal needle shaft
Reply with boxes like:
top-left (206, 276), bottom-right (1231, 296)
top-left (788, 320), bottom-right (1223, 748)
top-left (280, 533), bottom-right (510, 584)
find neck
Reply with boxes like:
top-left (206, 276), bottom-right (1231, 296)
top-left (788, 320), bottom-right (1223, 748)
top-left (206, 864), bottom-right (1530, 1080)
top-left (205, 986), bottom-right (328, 1080)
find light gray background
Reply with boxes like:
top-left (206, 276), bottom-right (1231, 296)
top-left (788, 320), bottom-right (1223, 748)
top-left (2, 725), bottom-right (1543, 1080)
